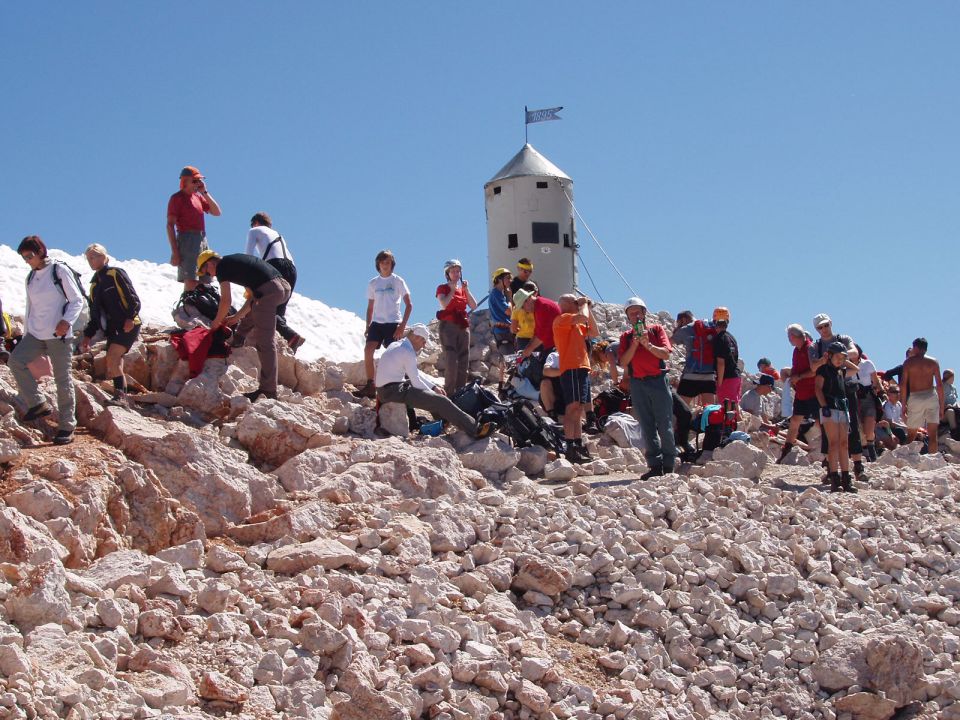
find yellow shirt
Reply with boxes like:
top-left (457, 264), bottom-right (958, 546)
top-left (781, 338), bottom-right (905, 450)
top-left (513, 306), bottom-right (535, 339)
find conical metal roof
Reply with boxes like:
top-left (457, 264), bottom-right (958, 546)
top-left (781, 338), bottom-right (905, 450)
top-left (485, 143), bottom-right (571, 186)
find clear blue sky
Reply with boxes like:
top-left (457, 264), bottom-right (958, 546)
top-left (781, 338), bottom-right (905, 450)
top-left (3, 2), bottom-right (958, 372)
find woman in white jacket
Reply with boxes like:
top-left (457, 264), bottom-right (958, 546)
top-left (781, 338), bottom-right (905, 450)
top-left (9, 236), bottom-right (85, 445)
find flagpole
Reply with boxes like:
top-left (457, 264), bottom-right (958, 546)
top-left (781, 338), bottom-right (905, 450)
top-left (524, 106), bottom-right (528, 144)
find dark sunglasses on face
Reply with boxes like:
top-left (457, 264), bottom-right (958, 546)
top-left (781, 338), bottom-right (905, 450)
top-left (21, 252), bottom-right (35, 261)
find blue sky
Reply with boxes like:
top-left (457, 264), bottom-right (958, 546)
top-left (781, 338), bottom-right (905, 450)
top-left (3, 2), bottom-right (958, 372)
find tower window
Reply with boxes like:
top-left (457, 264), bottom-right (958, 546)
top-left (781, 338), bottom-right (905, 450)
top-left (563, 233), bottom-right (570, 248)
top-left (532, 222), bottom-right (559, 244)
top-left (536, 181), bottom-right (548, 189)
top-left (508, 233), bottom-right (518, 249)
top-left (493, 186), bottom-right (502, 195)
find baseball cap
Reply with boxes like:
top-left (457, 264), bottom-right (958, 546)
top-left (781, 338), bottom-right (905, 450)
top-left (813, 313), bottom-right (831, 328)
top-left (408, 324), bottom-right (430, 342)
top-left (757, 374), bottom-right (775, 387)
top-left (180, 166), bottom-right (204, 179)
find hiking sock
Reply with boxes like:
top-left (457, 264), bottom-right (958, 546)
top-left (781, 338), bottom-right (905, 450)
top-left (113, 376), bottom-right (127, 395)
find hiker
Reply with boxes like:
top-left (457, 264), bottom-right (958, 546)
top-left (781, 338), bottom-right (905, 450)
top-left (510, 258), bottom-right (538, 296)
top-left (489, 268), bottom-right (514, 385)
top-left (943, 369), bottom-right (958, 436)
top-left (79, 244), bottom-right (141, 404)
top-left (672, 310), bottom-right (717, 407)
top-left (809, 313), bottom-right (866, 478)
top-left (901, 337), bottom-right (944, 454)
top-left (436, 259), bottom-right (477, 396)
top-left (539, 349), bottom-right (564, 420)
top-left (849, 344), bottom-right (884, 462)
top-left (712, 307), bottom-right (742, 410)
top-left (816, 341), bottom-right (856, 493)
top-left (196, 251), bottom-right (291, 402)
top-left (8, 236), bottom-right (84, 445)
top-left (553, 294), bottom-right (600, 463)
top-left (246, 212), bottom-right (305, 353)
top-left (510, 281), bottom-right (538, 351)
top-left (167, 166), bottom-right (221, 291)
top-left (777, 324), bottom-right (820, 464)
top-left (740, 374), bottom-right (776, 420)
top-left (356, 250), bottom-right (412, 399)
top-left (514, 287), bottom-right (561, 361)
top-left (617, 297), bottom-right (676, 479)
top-left (876, 385), bottom-right (908, 449)
top-left (757, 358), bottom-right (781, 380)
top-left (375, 324), bottom-right (493, 439)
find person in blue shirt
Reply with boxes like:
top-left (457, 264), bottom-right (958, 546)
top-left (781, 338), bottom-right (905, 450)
top-left (489, 268), bottom-right (514, 387)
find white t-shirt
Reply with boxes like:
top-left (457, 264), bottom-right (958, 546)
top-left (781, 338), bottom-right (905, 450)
top-left (246, 227), bottom-right (294, 263)
top-left (883, 401), bottom-right (903, 424)
top-left (852, 358), bottom-right (876, 387)
top-left (367, 274), bottom-right (410, 324)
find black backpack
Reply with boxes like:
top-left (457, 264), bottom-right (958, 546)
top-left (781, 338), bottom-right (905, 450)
top-left (593, 388), bottom-right (631, 428)
top-left (175, 283), bottom-right (227, 321)
top-left (451, 379), bottom-right (500, 418)
top-left (479, 399), bottom-right (564, 454)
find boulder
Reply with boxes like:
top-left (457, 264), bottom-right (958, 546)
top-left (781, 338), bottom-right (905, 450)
top-left (4, 560), bottom-right (72, 630)
top-left (712, 440), bottom-right (768, 479)
top-left (235, 398), bottom-right (333, 465)
top-left (512, 555), bottom-right (573, 596)
top-left (266, 538), bottom-right (362, 575)
top-left (0, 506), bottom-right (69, 564)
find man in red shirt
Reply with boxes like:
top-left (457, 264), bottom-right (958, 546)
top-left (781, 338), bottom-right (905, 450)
top-left (617, 297), bottom-right (676, 479)
top-left (777, 324), bottom-right (820, 463)
top-left (553, 294), bottom-right (600, 464)
top-left (167, 166), bottom-right (222, 291)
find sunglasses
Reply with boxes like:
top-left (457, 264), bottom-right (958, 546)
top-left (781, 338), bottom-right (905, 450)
top-left (21, 252), bottom-right (36, 261)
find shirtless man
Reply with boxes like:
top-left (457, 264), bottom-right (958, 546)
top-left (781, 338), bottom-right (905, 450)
top-left (901, 337), bottom-right (944, 453)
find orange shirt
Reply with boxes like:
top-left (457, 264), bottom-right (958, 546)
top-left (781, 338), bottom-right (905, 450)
top-left (553, 313), bottom-right (590, 372)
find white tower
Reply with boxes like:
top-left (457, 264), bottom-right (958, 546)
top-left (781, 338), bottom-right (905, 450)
top-left (484, 144), bottom-right (577, 301)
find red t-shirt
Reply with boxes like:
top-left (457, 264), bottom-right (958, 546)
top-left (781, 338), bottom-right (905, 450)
top-left (532, 297), bottom-right (561, 349)
top-left (792, 339), bottom-right (816, 400)
top-left (436, 284), bottom-right (468, 327)
top-left (618, 324), bottom-right (671, 379)
top-left (167, 191), bottom-right (211, 233)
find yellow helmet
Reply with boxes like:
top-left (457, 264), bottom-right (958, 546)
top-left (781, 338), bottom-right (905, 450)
top-left (491, 267), bottom-right (511, 285)
top-left (197, 250), bottom-right (220, 274)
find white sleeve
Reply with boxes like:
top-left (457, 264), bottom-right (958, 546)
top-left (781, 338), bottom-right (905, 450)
top-left (245, 229), bottom-right (258, 257)
top-left (58, 265), bottom-right (85, 326)
top-left (398, 275), bottom-right (410, 297)
top-left (403, 348), bottom-right (435, 391)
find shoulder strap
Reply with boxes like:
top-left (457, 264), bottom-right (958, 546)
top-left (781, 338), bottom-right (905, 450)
top-left (261, 233), bottom-right (288, 261)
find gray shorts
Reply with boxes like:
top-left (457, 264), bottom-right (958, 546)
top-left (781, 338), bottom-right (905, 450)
top-left (858, 394), bottom-right (877, 419)
top-left (177, 231), bottom-right (208, 282)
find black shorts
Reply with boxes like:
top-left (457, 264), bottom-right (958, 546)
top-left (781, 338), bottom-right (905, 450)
top-left (516, 337), bottom-right (533, 351)
top-left (560, 368), bottom-right (591, 407)
top-left (792, 397), bottom-right (820, 420)
top-left (366, 322), bottom-right (399, 348)
top-left (677, 377), bottom-right (715, 397)
top-left (106, 325), bottom-right (140, 351)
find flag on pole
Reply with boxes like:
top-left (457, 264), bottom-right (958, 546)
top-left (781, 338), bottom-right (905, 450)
top-left (525, 106), bottom-right (563, 124)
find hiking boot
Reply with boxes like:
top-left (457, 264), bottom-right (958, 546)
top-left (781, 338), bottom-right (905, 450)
top-left (828, 472), bottom-right (842, 493)
top-left (841, 471), bottom-right (857, 493)
top-left (52, 429), bottom-right (74, 446)
top-left (353, 380), bottom-right (377, 400)
top-left (662, 465), bottom-right (675, 475)
top-left (475, 422), bottom-right (494, 439)
top-left (288, 335), bottom-right (306, 354)
top-left (775, 442), bottom-right (794, 465)
top-left (640, 465), bottom-right (663, 481)
top-left (853, 460), bottom-right (868, 480)
top-left (565, 445), bottom-right (590, 465)
top-left (243, 389), bottom-right (277, 403)
top-left (22, 402), bottom-right (52, 422)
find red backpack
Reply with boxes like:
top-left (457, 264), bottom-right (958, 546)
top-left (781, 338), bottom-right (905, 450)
top-left (688, 320), bottom-right (716, 373)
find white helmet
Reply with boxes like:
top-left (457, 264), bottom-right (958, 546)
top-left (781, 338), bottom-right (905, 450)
top-left (443, 258), bottom-right (462, 278)
top-left (624, 296), bottom-right (647, 311)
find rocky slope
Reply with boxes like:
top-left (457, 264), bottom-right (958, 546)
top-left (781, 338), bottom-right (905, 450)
top-left (0, 309), bottom-right (957, 720)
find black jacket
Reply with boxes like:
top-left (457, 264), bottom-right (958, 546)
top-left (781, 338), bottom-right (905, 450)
top-left (83, 265), bottom-right (141, 337)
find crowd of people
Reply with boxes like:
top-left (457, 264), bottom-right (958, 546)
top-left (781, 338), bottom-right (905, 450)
top-left (3, 165), bottom-right (956, 469)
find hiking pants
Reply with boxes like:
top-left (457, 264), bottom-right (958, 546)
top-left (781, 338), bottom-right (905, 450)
top-left (438, 320), bottom-right (470, 396)
top-left (266, 257), bottom-right (298, 343)
top-left (9, 333), bottom-right (76, 432)
top-left (249, 277), bottom-right (291, 394)
top-left (630, 373), bottom-right (677, 470)
top-left (377, 381), bottom-right (478, 435)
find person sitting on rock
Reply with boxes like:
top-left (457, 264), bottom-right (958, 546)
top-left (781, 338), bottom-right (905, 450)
top-left (942, 369), bottom-right (959, 438)
top-left (539, 349), bottom-right (564, 421)
top-left (510, 281), bottom-right (538, 352)
top-left (375, 324), bottom-right (493, 439)
top-left (740, 374), bottom-right (776, 421)
top-left (876, 385), bottom-right (907, 449)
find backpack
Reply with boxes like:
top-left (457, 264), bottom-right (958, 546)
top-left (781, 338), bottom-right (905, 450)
top-left (695, 401), bottom-right (738, 452)
top-left (689, 320), bottom-right (716, 373)
top-left (28, 261), bottom-right (89, 314)
top-left (593, 388), bottom-right (631, 428)
top-left (174, 283), bottom-right (227, 323)
top-left (0, 311), bottom-right (11, 341)
top-left (451, 378), bottom-right (500, 418)
top-left (478, 399), bottom-right (564, 454)
top-left (516, 352), bottom-right (545, 387)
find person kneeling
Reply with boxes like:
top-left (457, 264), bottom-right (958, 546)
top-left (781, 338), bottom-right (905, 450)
top-left (376, 324), bottom-right (493, 439)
